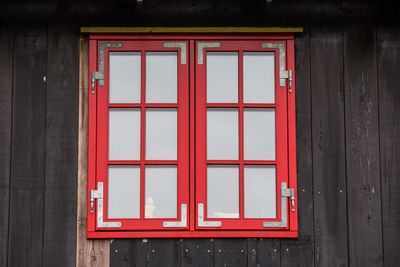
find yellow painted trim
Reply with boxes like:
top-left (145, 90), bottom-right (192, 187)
top-left (80, 27), bottom-right (303, 33)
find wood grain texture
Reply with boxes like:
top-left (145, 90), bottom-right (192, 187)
top-left (280, 26), bottom-right (314, 267)
top-left (7, 23), bottom-right (47, 267)
top-left (180, 239), bottom-right (213, 267)
top-left (110, 239), bottom-right (148, 267)
top-left (344, 24), bottom-right (384, 266)
top-left (247, 239), bottom-right (280, 267)
top-left (75, 36), bottom-right (110, 267)
top-left (213, 239), bottom-right (247, 267)
top-left (0, 23), bottom-right (13, 267)
top-left (378, 26), bottom-right (400, 267)
top-left (42, 23), bottom-right (79, 267)
top-left (310, 26), bottom-right (349, 267)
top-left (147, 239), bottom-right (180, 267)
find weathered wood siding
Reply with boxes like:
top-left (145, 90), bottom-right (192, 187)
top-left (1, 1), bottom-right (399, 266)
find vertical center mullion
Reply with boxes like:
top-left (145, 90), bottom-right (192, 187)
top-left (238, 50), bottom-right (244, 220)
top-left (140, 49), bottom-right (146, 219)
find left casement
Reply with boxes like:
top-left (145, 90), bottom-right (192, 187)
top-left (86, 34), bottom-right (298, 238)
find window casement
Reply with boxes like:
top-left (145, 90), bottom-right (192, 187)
top-left (87, 34), bottom-right (297, 238)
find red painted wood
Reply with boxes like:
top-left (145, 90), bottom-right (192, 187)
top-left (195, 40), bottom-right (289, 230)
top-left (87, 35), bottom-right (298, 237)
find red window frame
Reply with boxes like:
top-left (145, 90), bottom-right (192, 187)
top-left (87, 34), bottom-right (298, 238)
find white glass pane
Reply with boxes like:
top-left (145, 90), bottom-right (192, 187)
top-left (207, 109), bottom-right (238, 160)
top-left (145, 166), bottom-right (177, 218)
top-left (146, 52), bottom-right (177, 103)
top-left (109, 109), bottom-right (140, 160)
top-left (244, 166), bottom-right (276, 218)
top-left (244, 109), bottom-right (275, 160)
top-left (109, 52), bottom-right (141, 103)
top-left (207, 166), bottom-right (239, 218)
top-left (207, 52), bottom-right (238, 103)
top-left (108, 166), bottom-right (140, 219)
top-left (146, 109), bottom-right (177, 160)
top-left (243, 52), bottom-right (275, 103)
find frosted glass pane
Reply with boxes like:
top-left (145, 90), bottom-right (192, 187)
top-left (207, 109), bottom-right (238, 160)
top-left (244, 109), bottom-right (275, 160)
top-left (146, 52), bottom-right (177, 103)
top-left (243, 52), bottom-right (275, 103)
top-left (145, 166), bottom-right (177, 218)
top-left (108, 166), bottom-right (140, 219)
top-left (146, 109), bottom-right (177, 160)
top-left (109, 109), bottom-right (140, 160)
top-left (244, 166), bottom-right (276, 218)
top-left (207, 52), bottom-right (238, 103)
top-left (109, 52), bottom-right (141, 103)
top-left (207, 166), bottom-right (239, 218)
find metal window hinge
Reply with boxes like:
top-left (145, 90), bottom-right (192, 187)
top-left (197, 203), bottom-right (222, 227)
top-left (163, 204), bottom-right (188, 228)
top-left (90, 182), bottom-right (121, 228)
top-left (280, 69), bottom-right (293, 93)
top-left (263, 182), bottom-right (295, 228)
top-left (91, 71), bottom-right (102, 95)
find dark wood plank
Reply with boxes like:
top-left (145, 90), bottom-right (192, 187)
top-left (180, 239), bottom-right (213, 267)
top-left (147, 239), bottom-right (180, 267)
top-left (213, 239), bottom-right (246, 267)
top-left (0, 22), bottom-right (14, 267)
top-left (7, 23), bottom-right (48, 267)
top-left (378, 26), bottom-right (400, 267)
top-left (110, 239), bottom-right (148, 267)
top-left (247, 239), bottom-right (280, 267)
top-left (42, 23), bottom-right (79, 267)
top-left (344, 24), bottom-right (383, 266)
top-left (280, 26), bottom-right (314, 267)
top-left (310, 26), bottom-right (349, 266)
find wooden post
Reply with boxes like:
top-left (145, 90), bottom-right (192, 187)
top-left (76, 36), bottom-right (110, 267)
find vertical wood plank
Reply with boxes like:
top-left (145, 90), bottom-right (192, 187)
top-left (247, 239), bottom-right (280, 267)
top-left (344, 24), bottom-right (384, 266)
top-left (213, 239), bottom-right (247, 267)
top-left (310, 26), bottom-right (349, 266)
top-left (280, 26), bottom-right (314, 267)
top-left (147, 239), bottom-right (180, 267)
top-left (110, 239), bottom-right (148, 267)
top-left (0, 20), bottom-right (13, 267)
top-left (42, 23), bottom-right (79, 267)
top-left (378, 26), bottom-right (400, 267)
top-left (8, 23), bottom-right (48, 267)
top-left (180, 239), bottom-right (213, 267)
top-left (76, 36), bottom-right (110, 267)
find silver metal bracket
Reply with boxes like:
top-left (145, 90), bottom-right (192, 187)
top-left (197, 203), bottom-right (222, 227)
top-left (263, 182), bottom-right (295, 228)
top-left (261, 42), bottom-right (288, 87)
top-left (163, 204), bottom-right (188, 228)
top-left (163, 42), bottom-right (187, 64)
top-left (197, 42), bottom-right (221, 64)
top-left (91, 182), bottom-right (122, 228)
top-left (95, 42), bottom-right (123, 87)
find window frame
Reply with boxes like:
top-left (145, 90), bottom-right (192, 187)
top-left (87, 34), bottom-right (298, 238)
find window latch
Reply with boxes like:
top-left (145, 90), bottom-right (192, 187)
top-left (280, 69), bottom-right (293, 93)
top-left (90, 182), bottom-right (121, 228)
top-left (91, 71), bottom-right (102, 95)
top-left (263, 182), bottom-right (295, 228)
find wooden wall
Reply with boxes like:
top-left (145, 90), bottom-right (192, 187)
top-left (1, 1), bottom-right (400, 266)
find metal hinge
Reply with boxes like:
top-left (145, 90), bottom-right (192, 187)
top-left (263, 182), bottom-right (295, 228)
top-left (91, 71), bottom-right (102, 95)
top-left (90, 182), bottom-right (121, 228)
top-left (163, 204), bottom-right (188, 228)
top-left (280, 69), bottom-right (293, 93)
top-left (197, 203), bottom-right (222, 227)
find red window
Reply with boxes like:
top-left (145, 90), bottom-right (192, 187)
top-left (87, 35), bottom-right (298, 238)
